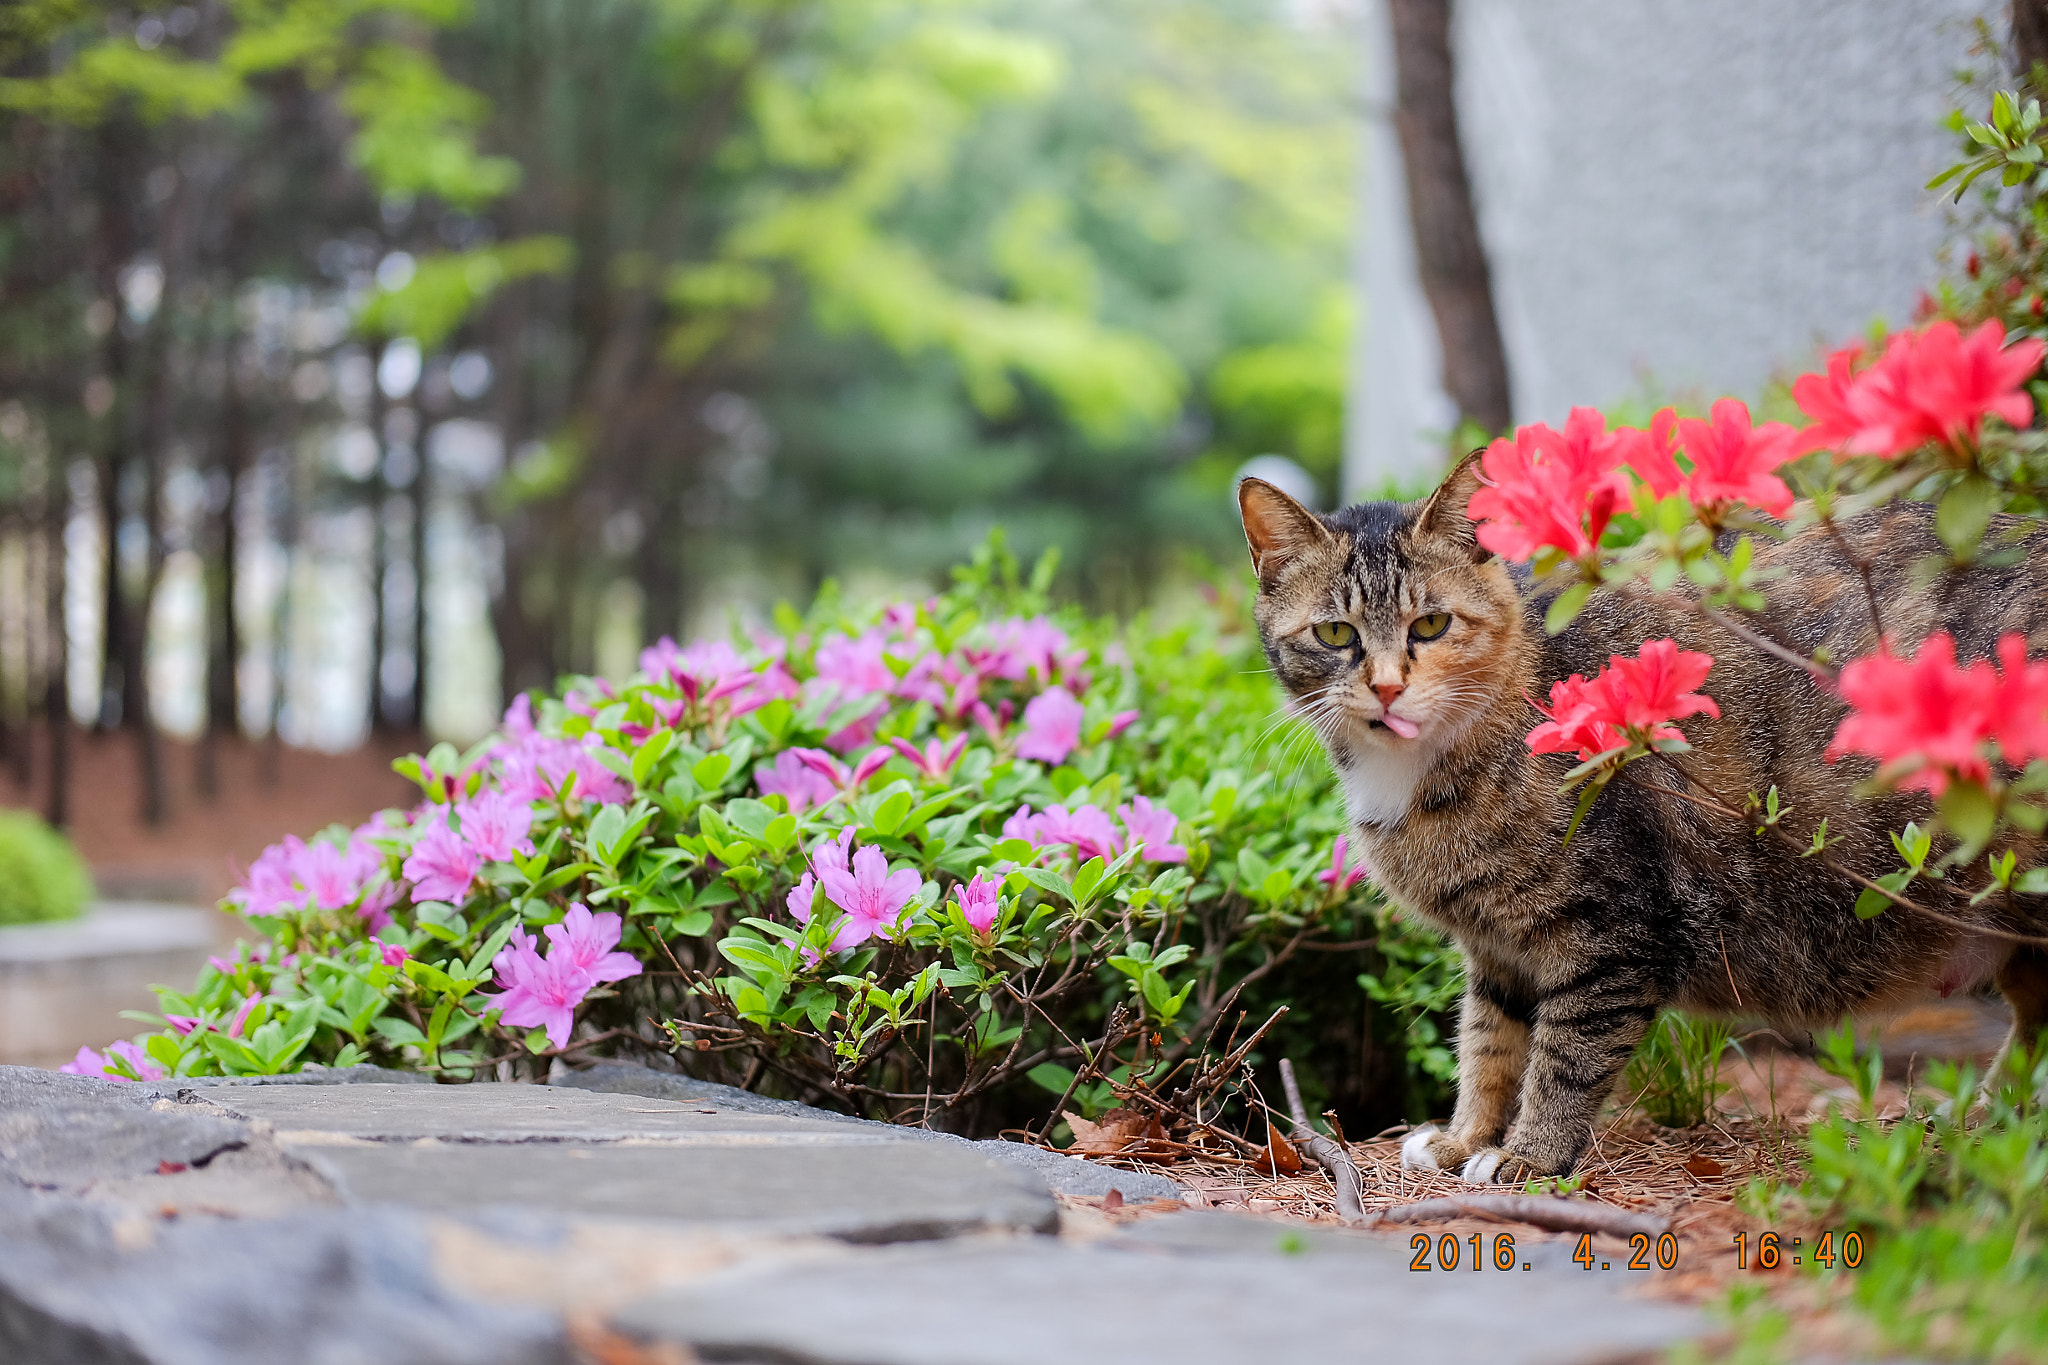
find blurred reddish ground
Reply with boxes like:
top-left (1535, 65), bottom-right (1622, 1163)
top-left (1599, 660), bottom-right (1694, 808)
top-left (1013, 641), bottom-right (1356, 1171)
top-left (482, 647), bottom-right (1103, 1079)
top-left (0, 724), bottom-right (423, 908)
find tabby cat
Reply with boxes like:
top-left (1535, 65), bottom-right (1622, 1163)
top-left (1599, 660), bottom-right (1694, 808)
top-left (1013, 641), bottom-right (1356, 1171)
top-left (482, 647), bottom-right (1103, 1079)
top-left (1239, 461), bottom-right (2048, 1184)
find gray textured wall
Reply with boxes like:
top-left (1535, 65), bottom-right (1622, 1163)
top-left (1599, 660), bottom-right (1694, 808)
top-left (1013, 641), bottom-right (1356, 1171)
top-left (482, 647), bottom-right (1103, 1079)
top-left (1349, 0), bottom-right (1999, 492)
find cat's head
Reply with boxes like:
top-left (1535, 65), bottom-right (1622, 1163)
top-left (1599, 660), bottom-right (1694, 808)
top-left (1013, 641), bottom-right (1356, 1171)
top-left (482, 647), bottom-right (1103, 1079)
top-left (1238, 457), bottom-right (1525, 764)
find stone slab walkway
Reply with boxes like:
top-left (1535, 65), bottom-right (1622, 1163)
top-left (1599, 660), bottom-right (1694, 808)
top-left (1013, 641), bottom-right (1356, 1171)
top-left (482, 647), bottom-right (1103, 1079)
top-left (0, 1064), bottom-right (1706, 1365)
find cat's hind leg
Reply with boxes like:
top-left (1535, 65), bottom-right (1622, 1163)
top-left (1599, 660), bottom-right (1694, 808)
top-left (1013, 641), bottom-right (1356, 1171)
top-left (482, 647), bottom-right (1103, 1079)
top-left (1401, 972), bottom-right (1530, 1176)
top-left (1989, 945), bottom-right (2048, 1099)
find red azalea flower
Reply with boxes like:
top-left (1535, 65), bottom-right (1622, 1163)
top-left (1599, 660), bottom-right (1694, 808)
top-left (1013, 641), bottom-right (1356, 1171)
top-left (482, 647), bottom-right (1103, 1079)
top-left (1466, 406), bottom-right (1633, 562)
top-left (1675, 398), bottom-right (1797, 518)
top-left (1827, 633), bottom-right (2000, 794)
top-left (1794, 320), bottom-right (2043, 459)
top-left (1614, 407), bottom-right (1684, 498)
top-left (1526, 640), bottom-right (1719, 762)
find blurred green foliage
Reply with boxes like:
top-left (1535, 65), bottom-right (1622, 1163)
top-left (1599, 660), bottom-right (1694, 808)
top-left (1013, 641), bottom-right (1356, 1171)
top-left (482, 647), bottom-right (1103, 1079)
top-left (0, 809), bottom-right (91, 925)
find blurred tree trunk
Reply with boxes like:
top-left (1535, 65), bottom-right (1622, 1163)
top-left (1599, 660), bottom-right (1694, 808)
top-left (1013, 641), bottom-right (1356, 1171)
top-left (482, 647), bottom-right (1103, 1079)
top-left (199, 344), bottom-right (249, 800)
top-left (2016, 0), bottom-right (2048, 81)
top-left (44, 464), bottom-right (68, 830)
top-left (1387, 0), bottom-right (1513, 436)
top-left (367, 338), bottom-right (391, 731)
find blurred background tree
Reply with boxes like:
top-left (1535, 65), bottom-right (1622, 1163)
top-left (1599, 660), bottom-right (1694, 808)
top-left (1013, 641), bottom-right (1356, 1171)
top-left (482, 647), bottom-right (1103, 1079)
top-left (0, 0), bottom-right (1354, 824)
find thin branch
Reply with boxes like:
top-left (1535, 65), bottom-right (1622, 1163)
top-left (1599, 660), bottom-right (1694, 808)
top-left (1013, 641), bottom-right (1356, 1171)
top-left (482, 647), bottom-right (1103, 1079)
top-left (1279, 1058), bottom-right (1367, 1223)
top-left (1368, 1195), bottom-right (1668, 1237)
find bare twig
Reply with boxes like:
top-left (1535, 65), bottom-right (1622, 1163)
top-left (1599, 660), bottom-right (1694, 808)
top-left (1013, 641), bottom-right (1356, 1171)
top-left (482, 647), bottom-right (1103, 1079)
top-left (1368, 1195), bottom-right (1669, 1238)
top-left (1278, 1058), bottom-right (1367, 1223)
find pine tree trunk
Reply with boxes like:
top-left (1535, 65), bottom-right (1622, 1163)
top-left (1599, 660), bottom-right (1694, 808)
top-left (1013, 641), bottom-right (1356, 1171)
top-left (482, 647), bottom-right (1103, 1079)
top-left (1387, 0), bottom-right (1514, 436)
top-left (2016, 0), bottom-right (2048, 82)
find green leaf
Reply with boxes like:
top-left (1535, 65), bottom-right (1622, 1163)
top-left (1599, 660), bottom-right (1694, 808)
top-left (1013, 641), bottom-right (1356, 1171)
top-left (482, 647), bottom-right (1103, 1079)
top-left (1935, 475), bottom-right (2000, 557)
top-left (1545, 582), bottom-right (1593, 635)
top-left (2015, 867), bottom-right (2048, 894)
top-left (870, 790), bottom-right (914, 837)
top-left (1854, 871), bottom-right (1911, 920)
top-left (1014, 866), bottom-right (1076, 905)
top-left (1938, 781), bottom-right (1997, 850)
top-left (1071, 856), bottom-right (1107, 903)
top-left (1027, 1062), bottom-right (1077, 1095)
top-left (693, 753), bottom-right (734, 789)
top-left (672, 909), bottom-right (715, 936)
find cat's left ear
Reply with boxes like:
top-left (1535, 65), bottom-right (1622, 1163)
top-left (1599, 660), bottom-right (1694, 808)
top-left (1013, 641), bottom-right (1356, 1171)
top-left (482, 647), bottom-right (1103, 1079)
top-left (1414, 450), bottom-right (1492, 563)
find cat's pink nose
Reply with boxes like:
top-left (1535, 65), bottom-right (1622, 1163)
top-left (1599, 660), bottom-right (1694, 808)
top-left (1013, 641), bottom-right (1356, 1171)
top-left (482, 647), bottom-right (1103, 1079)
top-left (1374, 682), bottom-right (1406, 707)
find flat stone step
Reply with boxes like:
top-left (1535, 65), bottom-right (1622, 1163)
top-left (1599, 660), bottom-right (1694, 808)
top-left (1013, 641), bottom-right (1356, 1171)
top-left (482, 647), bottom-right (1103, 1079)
top-left (185, 1080), bottom-right (1059, 1241)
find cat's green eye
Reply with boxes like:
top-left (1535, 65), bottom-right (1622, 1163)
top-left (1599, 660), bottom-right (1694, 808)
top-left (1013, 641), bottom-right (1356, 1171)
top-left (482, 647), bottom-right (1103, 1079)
top-left (1409, 612), bottom-right (1452, 641)
top-left (1312, 620), bottom-right (1357, 649)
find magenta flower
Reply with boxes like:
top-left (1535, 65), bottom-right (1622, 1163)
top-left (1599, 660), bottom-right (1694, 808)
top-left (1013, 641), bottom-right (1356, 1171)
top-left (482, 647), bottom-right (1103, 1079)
top-left (978, 618), bottom-right (1085, 684)
top-left (356, 879), bottom-right (401, 935)
top-left (165, 1014), bottom-right (202, 1035)
top-left (755, 750), bottom-right (839, 812)
top-left (403, 822), bottom-right (482, 903)
top-left (955, 872), bottom-right (1001, 933)
top-left (542, 903), bottom-right (643, 987)
top-left (818, 843), bottom-right (924, 944)
top-left (813, 629), bottom-right (897, 695)
top-left (481, 908), bottom-right (640, 1049)
top-left (455, 790), bottom-right (537, 862)
top-left (1105, 710), bottom-right (1140, 740)
top-left (890, 734), bottom-right (968, 782)
top-left (60, 1040), bottom-right (162, 1082)
top-left (379, 943), bottom-right (411, 968)
top-left (791, 745), bottom-right (892, 794)
top-left (237, 832), bottom-right (384, 919)
top-left (972, 699), bottom-right (1014, 743)
top-left (788, 828), bottom-right (874, 951)
top-left (228, 994), bottom-right (260, 1039)
top-left (1039, 804), bottom-right (1123, 862)
top-left (1117, 797), bottom-right (1186, 864)
top-left (1317, 835), bottom-right (1369, 892)
top-left (1016, 687), bottom-right (1085, 764)
top-left (497, 734), bottom-right (633, 806)
top-left (1002, 805), bottom-right (1049, 847)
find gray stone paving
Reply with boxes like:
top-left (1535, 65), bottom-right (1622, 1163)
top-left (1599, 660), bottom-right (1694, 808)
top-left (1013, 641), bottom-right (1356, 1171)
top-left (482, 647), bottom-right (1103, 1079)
top-left (0, 1064), bottom-right (1709, 1365)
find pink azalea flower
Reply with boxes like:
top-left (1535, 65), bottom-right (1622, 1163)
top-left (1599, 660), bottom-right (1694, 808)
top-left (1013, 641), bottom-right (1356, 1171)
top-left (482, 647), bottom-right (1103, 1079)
top-left (1316, 835), bottom-right (1369, 891)
top-left (1016, 686), bottom-right (1085, 764)
top-left (1116, 796), bottom-right (1186, 863)
top-left (1002, 805), bottom-right (1048, 846)
top-left (788, 828), bottom-right (874, 951)
top-left (497, 734), bottom-right (633, 805)
top-left (379, 943), bottom-right (411, 968)
top-left (165, 1014), bottom-right (202, 1035)
top-left (1105, 710), bottom-right (1141, 740)
top-left (813, 630), bottom-right (898, 695)
top-left (890, 734), bottom-right (969, 781)
top-left (1039, 804), bottom-right (1123, 862)
top-left (60, 1041), bottom-right (163, 1082)
top-left (403, 822), bottom-right (482, 903)
top-left (972, 699), bottom-right (1013, 743)
top-left (356, 879), bottom-right (401, 935)
top-left (1467, 407), bottom-right (1634, 562)
top-left (755, 750), bottom-right (839, 812)
top-left (817, 843), bottom-right (923, 944)
top-left (542, 903), bottom-right (643, 987)
top-left (955, 871), bottom-right (1001, 933)
top-left (792, 746), bottom-right (891, 793)
top-left (228, 994), bottom-right (260, 1039)
top-left (455, 790), bottom-right (537, 862)
top-left (977, 617), bottom-right (1077, 684)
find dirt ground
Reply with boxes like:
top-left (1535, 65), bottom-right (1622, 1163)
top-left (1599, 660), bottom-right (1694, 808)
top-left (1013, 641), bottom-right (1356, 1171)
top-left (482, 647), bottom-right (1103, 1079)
top-left (1059, 1000), bottom-right (2012, 1355)
top-left (0, 723), bottom-right (424, 908)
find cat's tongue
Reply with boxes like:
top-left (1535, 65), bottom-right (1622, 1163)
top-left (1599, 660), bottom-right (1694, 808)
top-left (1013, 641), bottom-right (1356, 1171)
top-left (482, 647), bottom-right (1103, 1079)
top-left (1381, 711), bottom-right (1420, 740)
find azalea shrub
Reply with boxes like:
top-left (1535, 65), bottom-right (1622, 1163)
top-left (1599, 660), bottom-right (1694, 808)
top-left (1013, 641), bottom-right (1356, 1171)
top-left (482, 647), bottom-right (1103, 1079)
top-left (65, 539), bottom-right (1445, 1136)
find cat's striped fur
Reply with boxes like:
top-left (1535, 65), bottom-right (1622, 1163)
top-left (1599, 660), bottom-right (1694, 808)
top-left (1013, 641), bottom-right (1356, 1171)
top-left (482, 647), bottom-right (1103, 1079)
top-left (1240, 461), bottom-right (2048, 1183)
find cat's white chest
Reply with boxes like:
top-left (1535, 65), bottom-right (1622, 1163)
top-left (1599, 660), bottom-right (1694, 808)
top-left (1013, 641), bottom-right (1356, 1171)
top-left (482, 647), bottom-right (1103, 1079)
top-left (1335, 741), bottom-right (1433, 827)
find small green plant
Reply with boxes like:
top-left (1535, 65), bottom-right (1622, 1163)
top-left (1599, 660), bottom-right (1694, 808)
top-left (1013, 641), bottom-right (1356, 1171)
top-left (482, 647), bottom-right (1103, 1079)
top-left (0, 810), bottom-right (91, 927)
top-left (1622, 1009), bottom-right (1730, 1128)
top-left (1724, 1039), bottom-right (2048, 1363)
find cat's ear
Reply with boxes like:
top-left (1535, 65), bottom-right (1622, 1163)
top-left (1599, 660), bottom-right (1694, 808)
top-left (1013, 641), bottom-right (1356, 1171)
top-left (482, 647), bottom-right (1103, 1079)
top-left (1238, 477), bottom-right (1332, 580)
top-left (1414, 450), bottom-right (1492, 563)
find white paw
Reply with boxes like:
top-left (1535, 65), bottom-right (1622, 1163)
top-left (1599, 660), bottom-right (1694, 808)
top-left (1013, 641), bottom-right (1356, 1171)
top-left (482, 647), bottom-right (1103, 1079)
top-left (1459, 1149), bottom-right (1502, 1184)
top-left (1400, 1124), bottom-right (1441, 1171)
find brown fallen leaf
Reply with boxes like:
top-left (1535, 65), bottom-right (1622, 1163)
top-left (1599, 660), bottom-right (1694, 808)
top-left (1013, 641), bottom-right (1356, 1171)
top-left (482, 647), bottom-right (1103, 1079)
top-left (1062, 1107), bottom-right (1177, 1160)
top-left (1683, 1155), bottom-right (1725, 1179)
top-left (1252, 1120), bottom-right (1302, 1177)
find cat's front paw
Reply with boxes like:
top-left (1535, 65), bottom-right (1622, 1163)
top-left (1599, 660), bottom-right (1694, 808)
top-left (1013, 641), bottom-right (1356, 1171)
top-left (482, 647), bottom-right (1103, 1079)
top-left (1458, 1147), bottom-right (1559, 1185)
top-left (1399, 1124), bottom-right (1471, 1173)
